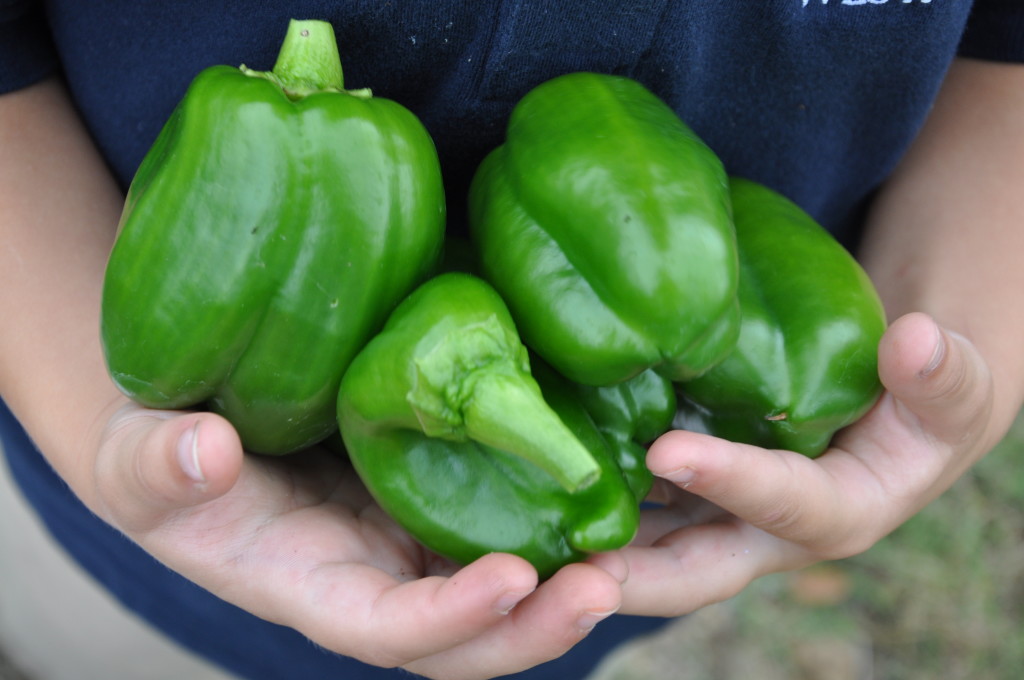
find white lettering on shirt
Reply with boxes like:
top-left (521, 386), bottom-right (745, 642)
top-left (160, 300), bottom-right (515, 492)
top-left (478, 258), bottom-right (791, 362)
top-left (802, 0), bottom-right (933, 6)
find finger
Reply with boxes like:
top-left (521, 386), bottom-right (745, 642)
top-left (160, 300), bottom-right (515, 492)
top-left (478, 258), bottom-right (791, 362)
top-left (646, 430), bottom-right (850, 550)
top-left (874, 311), bottom-right (994, 454)
top-left (406, 561), bottom-right (623, 680)
top-left (584, 547), bottom-right (630, 584)
top-left (647, 430), bottom-right (864, 553)
top-left (825, 312), bottom-right (996, 522)
top-left (93, 405), bottom-right (243, 532)
top-left (647, 418), bottom-right (930, 562)
top-left (614, 521), bottom-right (806, 617)
top-left (290, 552), bottom-right (539, 671)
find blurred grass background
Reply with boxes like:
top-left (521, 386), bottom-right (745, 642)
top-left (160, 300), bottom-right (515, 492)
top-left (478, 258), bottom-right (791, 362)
top-left (592, 409), bottom-right (1024, 680)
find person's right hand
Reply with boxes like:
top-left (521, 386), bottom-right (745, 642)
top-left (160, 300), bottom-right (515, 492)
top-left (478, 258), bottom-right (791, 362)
top-left (88, 399), bottom-right (626, 680)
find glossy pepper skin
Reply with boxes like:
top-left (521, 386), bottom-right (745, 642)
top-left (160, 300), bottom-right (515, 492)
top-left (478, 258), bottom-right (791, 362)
top-left (571, 369), bottom-right (677, 501)
top-left (337, 273), bottom-right (642, 578)
top-left (469, 72), bottom-right (740, 386)
top-left (101, 20), bottom-right (445, 454)
top-left (675, 178), bottom-right (887, 457)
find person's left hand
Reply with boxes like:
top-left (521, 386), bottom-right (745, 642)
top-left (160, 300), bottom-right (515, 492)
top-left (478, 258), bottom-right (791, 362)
top-left (591, 312), bottom-right (998, 615)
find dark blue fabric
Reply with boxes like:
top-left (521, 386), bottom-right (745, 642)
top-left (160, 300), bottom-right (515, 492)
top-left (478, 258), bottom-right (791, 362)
top-left (961, 0), bottom-right (1024, 61)
top-left (3, 0), bottom-right (1018, 246)
top-left (3, 2), bottom-right (1024, 679)
top-left (0, 1), bottom-right (57, 91)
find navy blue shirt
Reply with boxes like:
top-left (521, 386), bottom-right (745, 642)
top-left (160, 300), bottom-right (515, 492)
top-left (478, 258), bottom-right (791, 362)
top-left (2, 1), bottom-right (1020, 243)
top-left (2, 2), bottom-right (1023, 679)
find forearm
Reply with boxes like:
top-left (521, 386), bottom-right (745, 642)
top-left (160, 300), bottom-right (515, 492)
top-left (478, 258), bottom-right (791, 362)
top-left (859, 58), bottom-right (1024, 446)
top-left (0, 78), bottom-right (128, 502)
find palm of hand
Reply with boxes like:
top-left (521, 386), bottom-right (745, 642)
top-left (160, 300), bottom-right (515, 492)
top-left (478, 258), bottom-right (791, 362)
top-left (89, 403), bottom-right (625, 679)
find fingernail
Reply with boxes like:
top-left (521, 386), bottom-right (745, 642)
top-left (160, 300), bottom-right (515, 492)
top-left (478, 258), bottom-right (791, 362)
top-left (177, 421), bottom-right (205, 483)
top-left (494, 588), bottom-right (535, 615)
top-left (576, 606), bottom-right (620, 632)
top-left (920, 324), bottom-right (946, 378)
top-left (656, 465), bottom-right (697, 488)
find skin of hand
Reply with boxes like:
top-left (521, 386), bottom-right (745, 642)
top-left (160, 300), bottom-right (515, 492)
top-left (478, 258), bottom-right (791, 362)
top-left (591, 57), bottom-right (1024, 615)
top-left (0, 78), bottom-right (625, 680)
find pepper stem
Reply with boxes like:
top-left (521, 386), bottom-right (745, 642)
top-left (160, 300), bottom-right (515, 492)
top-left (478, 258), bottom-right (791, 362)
top-left (462, 370), bottom-right (601, 493)
top-left (241, 19), bottom-right (372, 99)
top-left (272, 19), bottom-right (344, 93)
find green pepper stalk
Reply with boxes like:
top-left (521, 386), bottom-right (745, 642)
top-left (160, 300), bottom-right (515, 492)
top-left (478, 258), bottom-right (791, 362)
top-left (675, 178), bottom-right (887, 457)
top-left (469, 72), bottom-right (740, 386)
top-left (338, 273), bottom-right (641, 577)
top-left (243, 20), bottom-right (342, 97)
top-left (101, 19), bottom-right (445, 454)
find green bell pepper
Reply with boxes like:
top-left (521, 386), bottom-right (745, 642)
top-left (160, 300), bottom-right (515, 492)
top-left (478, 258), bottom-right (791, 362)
top-left (469, 72), bottom-right (740, 386)
top-left (337, 272), bottom-right (642, 577)
top-left (571, 369), bottom-right (677, 501)
top-left (675, 178), bottom-right (887, 457)
top-left (101, 20), bottom-right (445, 454)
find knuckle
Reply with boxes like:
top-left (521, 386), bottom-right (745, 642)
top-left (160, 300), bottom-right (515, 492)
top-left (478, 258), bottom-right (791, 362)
top-left (753, 496), bottom-right (806, 536)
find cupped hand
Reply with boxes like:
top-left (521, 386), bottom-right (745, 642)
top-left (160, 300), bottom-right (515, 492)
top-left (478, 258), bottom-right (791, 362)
top-left (596, 312), bottom-right (997, 616)
top-left (86, 402), bottom-right (625, 680)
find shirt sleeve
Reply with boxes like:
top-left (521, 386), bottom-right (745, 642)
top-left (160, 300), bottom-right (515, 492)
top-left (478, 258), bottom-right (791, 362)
top-left (0, 0), bottom-right (59, 94)
top-left (959, 0), bottom-right (1024, 62)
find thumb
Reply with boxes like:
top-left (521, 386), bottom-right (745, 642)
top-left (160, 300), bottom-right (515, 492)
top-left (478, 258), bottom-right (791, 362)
top-left (875, 312), bottom-right (994, 448)
top-left (93, 404), bottom-right (244, 533)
